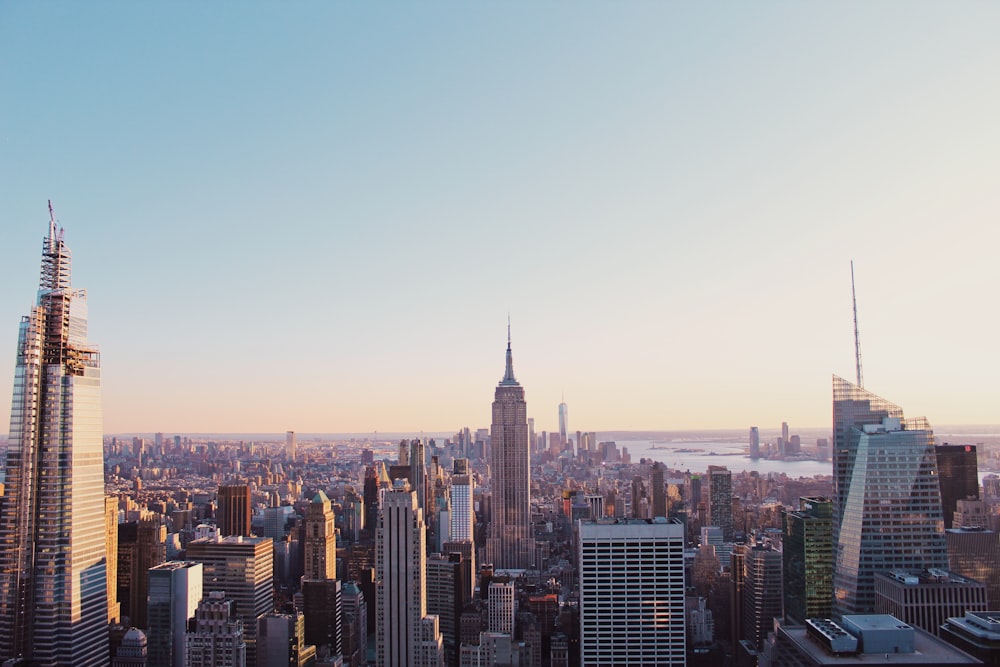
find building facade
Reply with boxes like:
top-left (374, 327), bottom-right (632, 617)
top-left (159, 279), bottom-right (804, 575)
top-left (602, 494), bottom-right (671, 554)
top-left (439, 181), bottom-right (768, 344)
top-left (148, 561), bottom-right (203, 667)
top-left (217, 483), bottom-right (252, 538)
top-left (376, 480), bottom-right (444, 667)
top-left (936, 444), bottom-right (980, 529)
top-left (0, 212), bottom-right (109, 665)
top-left (186, 591), bottom-right (247, 667)
top-left (831, 376), bottom-right (949, 615)
top-left (578, 518), bottom-right (686, 666)
top-left (874, 569), bottom-right (987, 638)
top-left (708, 465), bottom-right (734, 540)
top-left (486, 332), bottom-right (535, 570)
top-left (187, 535), bottom-right (274, 667)
top-left (782, 496), bottom-right (833, 624)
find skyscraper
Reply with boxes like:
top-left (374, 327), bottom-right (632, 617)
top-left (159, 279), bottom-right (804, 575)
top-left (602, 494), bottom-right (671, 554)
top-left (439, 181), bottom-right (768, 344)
top-left (578, 518), bottom-right (686, 666)
top-left (0, 208), bottom-right (109, 665)
top-left (832, 376), bottom-right (949, 615)
top-left (486, 329), bottom-right (535, 570)
top-left (185, 591), bottom-right (247, 667)
top-left (217, 483), bottom-right (252, 537)
top-left (749, 426), bottom-right (761, 459)
top-left (782, 496), bottom-right (833, 624)
top-left (936, 444), bottom-right (980, 529)
top-left (303, 490), bottom-right (337, 580)
top-left (707, 465), bottom-right (734, 540)
top-left (741, 542), bottom-right (784, 651)
top-left (558, 397), bottom-right (568, 453)
top-left (148, 561), bottom-right (203, 667)
top-left (187, 535), bottom-right (274, 667)
top-left (301, 490), bottom-right (342, 660)
top-left (286, 430), bottom-right (297, 463)
top-left (376, 480), bottom-right (444, 667)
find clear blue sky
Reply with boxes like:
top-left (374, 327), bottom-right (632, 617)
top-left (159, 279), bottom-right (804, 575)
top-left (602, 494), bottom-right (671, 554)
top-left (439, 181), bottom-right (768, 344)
top-left (1, 2), bottom-right (998, 434)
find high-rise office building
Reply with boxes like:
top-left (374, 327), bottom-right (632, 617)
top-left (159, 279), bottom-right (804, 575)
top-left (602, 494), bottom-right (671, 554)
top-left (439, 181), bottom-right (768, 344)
top-left (741, 542), bottom-right (784, 650)
top-left (148, 561), bottom-right (203, 667)
top-left (651, 462), bottom-right (667, 518)
top-left (301, 579), bottom-right (342, 661)
top-left (376, 480), bottom-right (444, 667)
top-left (558, 398), bottom-right (568, 453)
top-left (749, 426), bottom-right (761, 459)
top-left (341, 582), bottom-right (368, 667)
top-left (947, 523), bottom-right (1000, 608)
top-left (117, 518), bottom-right (168, 628)
top-left (185, 591), bottom-right (247, 667)
top-left (0, 210), bottom-right (109, 665)
top-left (258, 612), bottom-right (316, 667)
top-left (708, 465), bottom-right (734, 540)
top-left (411, 439), bottom-right (427, 515)
top-left (578, 518), bottom-right (686, 666)
top-left (874, 570), bottom-right (987, 638)
top-left (285, 430), bottom-right (297, 462)
top-left (426, 552), bottom-right (470, 667)
top-left (449, 459), bottom-right (474, 542)
top-left (218, 483), bottom-right (252, 537)
top-left (107, 495), bottom-right (122, 624)
top-left (782, 496), bottom-right (833, 624)
top-left (303, 490), bottom-right (337, 580)
top-left (487, 580), bottom-right (515, 635)
top-left (936, 444), bottom-right (980, 529)
top-left (486, 330), bottom-right (535, 570)
top-left (832, 376), bottom-right (949, 615)
top-left (187, 535), bottom-right (274, 667)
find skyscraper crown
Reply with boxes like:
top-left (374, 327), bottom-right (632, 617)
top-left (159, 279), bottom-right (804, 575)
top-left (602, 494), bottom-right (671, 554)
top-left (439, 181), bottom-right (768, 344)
top-left (499, 321), bottom-right (519, 386)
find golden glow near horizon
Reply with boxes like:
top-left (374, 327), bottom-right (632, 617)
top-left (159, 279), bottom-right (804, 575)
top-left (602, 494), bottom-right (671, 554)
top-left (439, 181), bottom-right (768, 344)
top-left (1, 4), bottom-right (998, 433)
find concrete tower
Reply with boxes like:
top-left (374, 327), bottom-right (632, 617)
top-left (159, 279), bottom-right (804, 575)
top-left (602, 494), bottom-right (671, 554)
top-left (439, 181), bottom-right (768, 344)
top-left (376, 480), bottom-right (444, 667)
top-left (303, 490), bottom-right (337, 580)
top-left (578, 518), bottom-right (686, 665)
top-left (486, 326), bottom-right (535, 570)
top-left (0, 205), bottom-right (109, 665)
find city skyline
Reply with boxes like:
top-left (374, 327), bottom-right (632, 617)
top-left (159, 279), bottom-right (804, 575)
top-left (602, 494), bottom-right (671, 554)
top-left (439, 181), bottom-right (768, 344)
top-left (2, 4), bottom-right (999, 434)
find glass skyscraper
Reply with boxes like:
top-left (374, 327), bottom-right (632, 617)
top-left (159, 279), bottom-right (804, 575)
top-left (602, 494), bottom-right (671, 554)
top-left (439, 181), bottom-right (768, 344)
top-left (0, 208), bottom-right (109, 665)
top-left (831, 376), bottom-right (949, 616)
top-left (782, 496), bottom-right (833, 624)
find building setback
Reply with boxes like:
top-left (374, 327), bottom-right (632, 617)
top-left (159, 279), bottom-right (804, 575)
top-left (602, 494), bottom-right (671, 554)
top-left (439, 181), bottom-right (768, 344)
top-left (187, 535), bottom-right (273, 667)
top-left (0, 210), bottom-right (109, 665)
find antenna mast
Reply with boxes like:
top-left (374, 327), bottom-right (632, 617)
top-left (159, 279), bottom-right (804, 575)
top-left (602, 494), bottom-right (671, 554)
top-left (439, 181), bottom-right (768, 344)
top-left (851, 260), bottom-right (864, 387)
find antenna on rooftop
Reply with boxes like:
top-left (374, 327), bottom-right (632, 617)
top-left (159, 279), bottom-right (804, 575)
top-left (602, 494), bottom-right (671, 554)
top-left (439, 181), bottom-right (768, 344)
top-left (851, 260), bottom-right (864, 388)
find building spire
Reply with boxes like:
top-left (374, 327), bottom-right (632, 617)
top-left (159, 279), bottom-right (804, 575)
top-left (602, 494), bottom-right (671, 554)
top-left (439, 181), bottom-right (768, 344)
top-left (851, 260), bottom-right (864, 388)
top-left (501, 318), bottom-right (518, 386)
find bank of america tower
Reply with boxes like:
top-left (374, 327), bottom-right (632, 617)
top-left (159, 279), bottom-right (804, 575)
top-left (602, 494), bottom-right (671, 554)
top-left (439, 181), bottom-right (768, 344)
top-left (0, 204), bottom-right (108, 665)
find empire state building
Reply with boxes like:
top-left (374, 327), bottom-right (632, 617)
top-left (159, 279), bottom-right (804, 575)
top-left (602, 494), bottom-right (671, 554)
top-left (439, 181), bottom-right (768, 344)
top-left (0, 204), bottom-right (108, 665)
top-left (486, 329), bottom-right (535, 570)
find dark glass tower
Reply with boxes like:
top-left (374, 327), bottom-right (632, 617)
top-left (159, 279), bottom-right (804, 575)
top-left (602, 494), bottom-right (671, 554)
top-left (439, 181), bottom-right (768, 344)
top-left (707, 465), bottom-right (733, 540)
top-left (486, 329), bottom-right (534, 570)
top-left (0, 207), bottom-right (109, 665)
top-left (831, 376), bottom-right (948, 615)
top-left (782, 496), bottom-right (833, 624)
top-left (936, 444), bottom-right (980, 529)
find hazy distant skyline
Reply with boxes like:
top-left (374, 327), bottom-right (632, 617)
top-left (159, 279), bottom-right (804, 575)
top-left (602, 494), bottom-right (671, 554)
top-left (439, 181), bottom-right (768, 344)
top-left (2, 3), bottom-right (998, 433)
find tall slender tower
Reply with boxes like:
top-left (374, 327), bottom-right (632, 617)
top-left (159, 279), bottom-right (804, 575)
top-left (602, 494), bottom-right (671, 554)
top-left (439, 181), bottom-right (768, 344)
top-left (557, 396), bottom-right (568, 454)
top-left (376, 480), bottom-right (444, 667)
top-left (0, 205), bottom-right (109, 665)
top-left (486, 327), bottom-right (535, 570)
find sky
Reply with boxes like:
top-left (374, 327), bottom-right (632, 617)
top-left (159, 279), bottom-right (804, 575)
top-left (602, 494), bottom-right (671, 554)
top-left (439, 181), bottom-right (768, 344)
top-left (1, 3), bottom-right (998, 435)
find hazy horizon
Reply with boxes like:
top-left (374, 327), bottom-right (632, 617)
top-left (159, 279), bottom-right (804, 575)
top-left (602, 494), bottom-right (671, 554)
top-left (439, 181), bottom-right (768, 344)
top-left (2, 3), bottom-right (997, 433)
